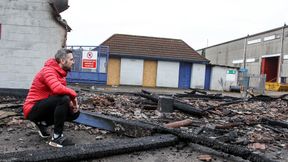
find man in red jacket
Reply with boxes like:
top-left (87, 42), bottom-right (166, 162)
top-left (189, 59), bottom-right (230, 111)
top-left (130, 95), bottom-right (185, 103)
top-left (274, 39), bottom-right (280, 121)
top-left (23, 48), bottom-right (79, 147)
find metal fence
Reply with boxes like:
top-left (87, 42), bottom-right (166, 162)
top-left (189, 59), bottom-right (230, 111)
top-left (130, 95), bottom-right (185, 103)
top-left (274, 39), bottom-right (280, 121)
top-left (66, 46), bottom-right (109, 84)
top-left (238, 73), bottom-right (266, 96)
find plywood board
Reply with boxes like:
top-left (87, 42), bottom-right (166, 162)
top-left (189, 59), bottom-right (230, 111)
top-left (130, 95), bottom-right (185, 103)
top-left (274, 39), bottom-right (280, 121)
top-left (143, 60), bottom-right (157, 87)
top-left (107, 58), bottom-right (120, 86)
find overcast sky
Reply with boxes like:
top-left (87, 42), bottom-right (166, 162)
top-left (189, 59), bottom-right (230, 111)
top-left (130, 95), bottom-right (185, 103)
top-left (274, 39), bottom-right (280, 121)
top-left (61, 0), bottom-right (288, 50)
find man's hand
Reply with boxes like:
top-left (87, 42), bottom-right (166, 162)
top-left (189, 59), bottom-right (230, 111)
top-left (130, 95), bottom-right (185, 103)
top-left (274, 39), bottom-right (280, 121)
top-left (70, 98), bottom-right (79, 113)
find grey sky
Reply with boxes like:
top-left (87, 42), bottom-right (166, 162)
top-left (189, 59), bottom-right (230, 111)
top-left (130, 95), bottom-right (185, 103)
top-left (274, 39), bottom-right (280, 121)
top-left (61, 0), bottom-right (288, 50)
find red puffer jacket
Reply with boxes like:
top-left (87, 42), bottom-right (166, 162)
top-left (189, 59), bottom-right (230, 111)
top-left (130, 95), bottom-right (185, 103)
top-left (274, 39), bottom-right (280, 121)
top-left (23, 58), bottom-right (77, 119)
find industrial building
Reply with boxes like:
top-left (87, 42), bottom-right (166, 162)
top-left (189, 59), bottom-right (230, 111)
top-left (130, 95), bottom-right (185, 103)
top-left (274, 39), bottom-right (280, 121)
top-left (197, 25), bottom-right (288, 91)
top-left (0, 0), bottom-right (70, 91)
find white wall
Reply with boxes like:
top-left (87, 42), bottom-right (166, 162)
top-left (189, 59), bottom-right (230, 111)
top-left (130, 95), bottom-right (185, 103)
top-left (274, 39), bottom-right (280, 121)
top-left (190, 64), bottom-right (206, 89)
top-left (0, 0), bottom-right (66, 89)
top-left (99, 56), bottom-right (107, 73)
top-left (120, 58), bottom-right (144, 85)
top-left (210, 66), bottom-right (238, 91)
top-left (156, 61), bottom-right (179, 88)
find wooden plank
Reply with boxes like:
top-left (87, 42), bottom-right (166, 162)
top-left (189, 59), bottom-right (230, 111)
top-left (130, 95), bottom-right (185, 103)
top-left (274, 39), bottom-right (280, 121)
top-left (107, 57), bottom-right (121, 86)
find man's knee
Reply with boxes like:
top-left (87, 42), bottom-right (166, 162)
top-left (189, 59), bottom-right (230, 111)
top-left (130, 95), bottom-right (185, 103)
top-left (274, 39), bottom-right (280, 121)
top-left (60, 95), bottom-right (71, 105)
top-left (67, 111), bottom-right (80, 121)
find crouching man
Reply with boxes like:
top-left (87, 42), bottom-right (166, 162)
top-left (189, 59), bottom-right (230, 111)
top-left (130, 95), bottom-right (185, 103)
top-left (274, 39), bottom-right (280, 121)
top-left (23, 48), bottom-right (80, 147)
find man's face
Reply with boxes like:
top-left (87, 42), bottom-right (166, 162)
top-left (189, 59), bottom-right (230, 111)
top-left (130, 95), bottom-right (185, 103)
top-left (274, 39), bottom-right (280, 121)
top-left (61, 53), bottom-right (74, 72)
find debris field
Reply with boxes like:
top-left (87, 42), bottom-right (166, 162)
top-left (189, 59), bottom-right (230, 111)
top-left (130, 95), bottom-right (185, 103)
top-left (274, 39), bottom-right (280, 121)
top-left (0, 88), bottom-right (287, 162)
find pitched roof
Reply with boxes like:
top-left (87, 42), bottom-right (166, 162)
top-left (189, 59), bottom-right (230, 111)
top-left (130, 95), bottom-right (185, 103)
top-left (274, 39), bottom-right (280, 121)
top-left (101, 34), bottom-right (209, 63)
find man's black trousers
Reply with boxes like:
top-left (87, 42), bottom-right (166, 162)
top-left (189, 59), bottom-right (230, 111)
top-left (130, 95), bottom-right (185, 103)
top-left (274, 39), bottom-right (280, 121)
top-left (27, 95), bottom-right (79, 135)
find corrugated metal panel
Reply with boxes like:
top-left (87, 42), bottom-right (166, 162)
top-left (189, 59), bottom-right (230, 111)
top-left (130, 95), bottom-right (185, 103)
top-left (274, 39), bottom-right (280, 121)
top-left (190, 64), bottom-right (206, 89)
top-left (107, 58), bottom-right (120, 86)
top-left (204, 65), bottom-right (212, 90)
top-left (120, 58), bottom-right (143, 85)
top-left (143, 60), bottom-right (157, 87)
top-left (156, 61), bottom-right (179, 88)
top-left (178, 62), bottom-right (192, 89)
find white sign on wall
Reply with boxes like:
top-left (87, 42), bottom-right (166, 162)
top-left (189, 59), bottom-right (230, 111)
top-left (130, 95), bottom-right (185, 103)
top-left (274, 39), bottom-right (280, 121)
top-left (226, 69), bottom-right (236, 81)
top-left (82, 51), bottom-right (98, 69)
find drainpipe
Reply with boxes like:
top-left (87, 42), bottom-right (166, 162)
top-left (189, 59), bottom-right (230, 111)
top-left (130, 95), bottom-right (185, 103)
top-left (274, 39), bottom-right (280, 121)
top-left (243, 35), bottom-right (249, 69)
top-left (278, 23), bottom-right (286, 83)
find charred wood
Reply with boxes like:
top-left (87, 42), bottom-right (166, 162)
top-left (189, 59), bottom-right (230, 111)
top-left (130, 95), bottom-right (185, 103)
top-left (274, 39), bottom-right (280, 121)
top-left (141, 104), bottom-right (157, 110)
top-left (215, 121), bottom-right (259, 129)
top-left (185, 89), bottom-right (208, 95)
top-left (138, 93), bottom-right (159, 103)
top-left (248, 95), bottom-right (276, 102)
top-left (175, 93), bottom-right (240, 101)
top-left (261, 118), bottom-right (288, 129)
top-left (203, 100), bottom-right (244, 112)
top-left (153, 126), bottom-right (275, 162)
top-left (138, 93), bottom-right (205, 117)
top-left (173, 100), bottom-right (205, 117)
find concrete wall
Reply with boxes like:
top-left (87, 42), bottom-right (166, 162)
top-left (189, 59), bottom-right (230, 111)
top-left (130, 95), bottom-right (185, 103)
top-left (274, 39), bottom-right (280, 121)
top-left (120, 58), bottom-right (144, 86)
top-left (190, 63), bottom-right (206, 89)
top-left (156, 61), bottom-right (179, 88)
top-left (198, 26), bottom-right (288, 81)
top-left (0, 0), bottom-right (66, 89)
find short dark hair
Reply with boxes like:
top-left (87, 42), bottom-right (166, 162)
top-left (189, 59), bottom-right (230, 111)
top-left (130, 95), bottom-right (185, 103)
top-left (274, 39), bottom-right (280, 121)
top-left (55, 48), bottom-right (73, 63)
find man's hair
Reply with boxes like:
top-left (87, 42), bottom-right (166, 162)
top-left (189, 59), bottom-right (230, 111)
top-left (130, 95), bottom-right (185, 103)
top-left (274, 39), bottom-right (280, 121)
top-left (55, 48), bottom-right (73, 63)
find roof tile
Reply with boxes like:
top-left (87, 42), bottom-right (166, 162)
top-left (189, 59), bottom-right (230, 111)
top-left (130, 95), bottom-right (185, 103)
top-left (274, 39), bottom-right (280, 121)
top-left (101, 34), bottom-right (209, 63)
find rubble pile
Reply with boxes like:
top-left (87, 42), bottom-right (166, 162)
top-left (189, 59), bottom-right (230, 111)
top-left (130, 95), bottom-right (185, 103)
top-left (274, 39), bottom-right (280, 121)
top-left (0, 90), bottom-right (287, 161)
top-left (77, 90), bottom-right (288, 161)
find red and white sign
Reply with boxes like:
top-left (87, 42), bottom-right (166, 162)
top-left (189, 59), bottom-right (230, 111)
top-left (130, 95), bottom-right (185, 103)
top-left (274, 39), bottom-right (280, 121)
top-left (82, 51), bottom-right (98, 69)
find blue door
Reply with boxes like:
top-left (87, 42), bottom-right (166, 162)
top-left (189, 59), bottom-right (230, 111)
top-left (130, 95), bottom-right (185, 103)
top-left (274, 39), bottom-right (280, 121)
top-left (204, 65), bottom-right (212, 90)
top-left (178, 62), bottom-right (192, 89)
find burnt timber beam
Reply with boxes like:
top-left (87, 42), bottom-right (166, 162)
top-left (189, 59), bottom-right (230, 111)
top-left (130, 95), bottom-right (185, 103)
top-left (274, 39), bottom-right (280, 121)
top-left (0, 134), bottom-right (178, 162)
top-left (261, 117), bottom-right (288, 129)
top-left (75, 110), bottom-right (274, 162)
top-left (138, 92), bottom-right (205, 117)
top-left (153, 125), bottom-right (276, 162)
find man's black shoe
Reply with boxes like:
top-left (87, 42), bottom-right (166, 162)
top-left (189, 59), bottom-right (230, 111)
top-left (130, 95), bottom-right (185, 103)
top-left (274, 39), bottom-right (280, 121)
top-left (49, 134), bottom-right (74, 148)
top-left (35, 122), bottom-right (50, 138)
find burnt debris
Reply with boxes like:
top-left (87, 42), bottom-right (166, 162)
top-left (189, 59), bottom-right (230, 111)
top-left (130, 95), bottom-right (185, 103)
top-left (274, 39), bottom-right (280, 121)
top-left (0, 89), bottom-right (287, 162)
